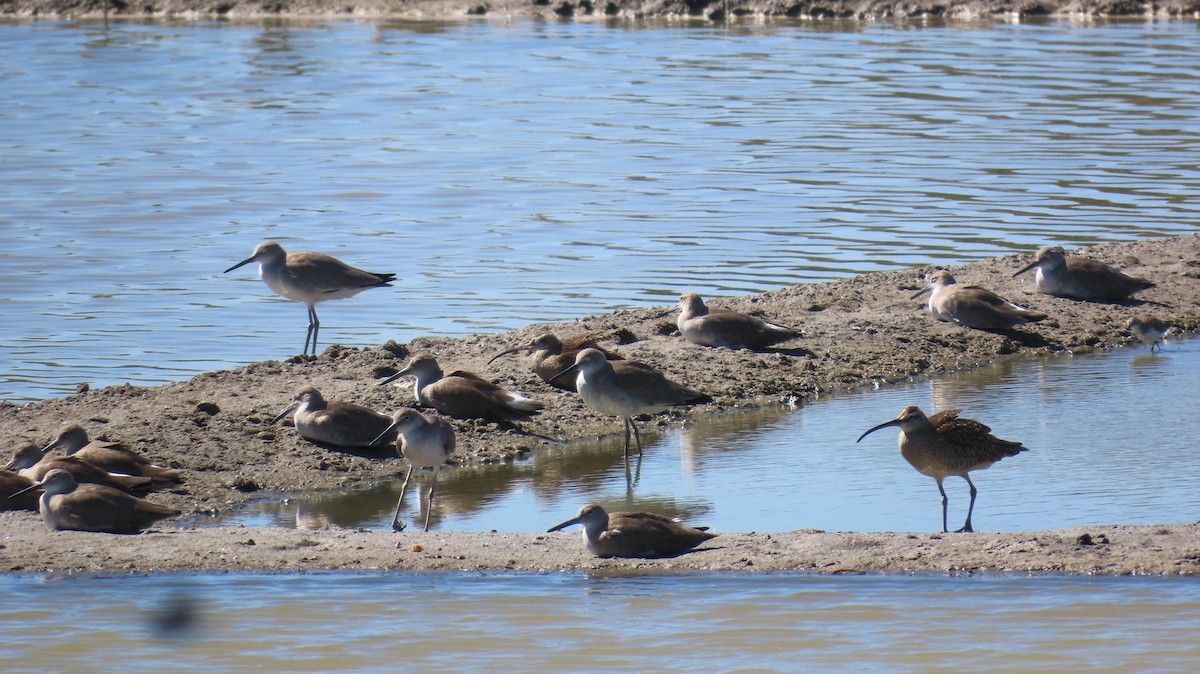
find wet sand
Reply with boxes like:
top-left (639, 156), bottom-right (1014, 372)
top-left (3, 0), bottom-right (1198, 21)
top-left (2, 235), bottom-right (1199, 574)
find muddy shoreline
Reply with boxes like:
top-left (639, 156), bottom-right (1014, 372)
top-left (3, 235), bottom-right (1200, 574)
top-left (2, 0), bottom-right (1198, 21)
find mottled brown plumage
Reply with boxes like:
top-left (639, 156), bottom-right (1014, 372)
top-left (857, 405), bottom-right (1028, 533)
top-left (548, 503), bottom-right (717, 558)
top-left (6, 442), bottom-right (153, 493)
top-left (379, 354), bottom-right (543, 426)
top-left (42, 424), bottom-right (183, 487)
top-left (487, 332), bottom-right (622, 391)
top-left (12, 469), bottom-right (181, 533)
top-left (1013, 245), bottom-right (1154, 301)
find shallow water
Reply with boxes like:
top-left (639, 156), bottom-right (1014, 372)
top-left (2, 18), bottom-right (1199, 401)
top-left (218, 337), bottom-right (1200, 534)
top-left (4, 572), bottom-right (1200, 672)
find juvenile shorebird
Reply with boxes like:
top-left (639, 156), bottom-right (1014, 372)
top-left (547, 503), bottom-right (717, 558)
top-left (487, 332), bottom-right (620, 391)
top-left (11, 469), bottom-right (181, 533)
top-left (371, 408), bottom-right (456, 532)
top-left (272, 386), bottom-right (396, 448)
top-left (553, 348), bottom-right (711, 458)
top-left (1, 469), bottom-right (40, 512)
top-left (1126, 316), bottom-right (1172, 352)
top-left (224, 240), bottom-right (395, 356)
top-left (856, 406), bottom-right (1028, 533)
top-left (378, 355), bottom-right (543, 428)
top-left (676, 292), bottom-right (801, 350)
top-left (1012, 245), bottom-right (1154, 301)
top-left (912, 270), bottom-right (1047, 331)
top-left (42, 424), bottom-right (183, 487)
top-left (6, 442), bottom-right (154, 493)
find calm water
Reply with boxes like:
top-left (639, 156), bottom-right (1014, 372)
top-left (4, 572), bottom-right (1200, 672)
top-left (2, 18), bottom-right (1199, 401)
top-left (219, 336), bottom-right (1200, 534)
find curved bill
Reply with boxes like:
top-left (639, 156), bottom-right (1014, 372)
top-left (856, 418), bottom-right (901, 443)
top-left (486, 346), bottom-right (528, 366)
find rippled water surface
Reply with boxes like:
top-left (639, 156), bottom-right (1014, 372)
top-left (5, 572), bottom-right (1200, 672)
top-left (2, 18), bottom-right (1199, 400)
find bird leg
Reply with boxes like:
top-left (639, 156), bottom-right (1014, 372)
top-left (304, 304), bottom-right (320, 356)
top-left (392, 465), bottom-right (414, 532)
top-left (937, 479), bottom-right (949, 533)
top-left (956, 475), bottom-right (978, 533)
top-left (630, 417), bottom-right (643, 456)
top-left (622, 417), bottom-right (632, 459)
top-left (423, 469), bottom-right (439, 532)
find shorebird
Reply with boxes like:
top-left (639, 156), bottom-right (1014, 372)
top-left (856, 406), bottom-right (1028, 533)
top-left (553, 348), bottom-right (711, 458)
top-left (487, 332), bottom-right (621, 391)
top-left (11, 469), bottom-right (181, 533)
top-left (547, 503), bottom-right (717, 558)
top-left (676, 292), bottom-right (801, 350)
top-left (371, 408), bottom-right (456, 532)
top-left (1012, 245), bottom-right (1154, 301)
top-left (273, 387), bottom-right (396, 448)
top-left (912, 270), bottom-right (1047, 331)
top-left (1126, 316), bottom-right (1172, 352)
top-left (6, 442), bottom-right (154, 493)
top-left (1, 469), bottom-right (40, 511)
top-left (42, 424), bottom-right (183, 487)
top-left (378, 355), bottom-right (543, 428)
top-left (224, 240), bottom-right (395, 356)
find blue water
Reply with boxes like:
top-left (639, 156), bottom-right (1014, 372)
top-left (2, 18), bottom-right (1199, 401)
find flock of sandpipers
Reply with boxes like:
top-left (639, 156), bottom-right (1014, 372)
top-left (3, 241), bottom-right (1169, 558)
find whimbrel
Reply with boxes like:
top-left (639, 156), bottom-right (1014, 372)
top-left (1012, 245), bottom-right (1153, 301)
top-left (488, 332), bottom-right (620, 391)
top-left (553, 348), bottom-right (711, 458)
top-left (6, 442), bottom-right (153, 493)
top-left (378, 354), bottom-right (543, 428)
top-left (42, 424), bottom-right (183, 487)
top-left (676, 292), bottom-right (801, 350)
top-left (547, 503), bottom-right (716, 558)
top-left (272, 387), bottom-right (396, 448)
top-left (11, 469), bottom-right (181, 533)
top-left (224, 240), bottom-right (395, 356)
top-left (372, 408), bottom-right (456, 532)
top-left (856, 406), bottom-right (1028, 533)
top-left (912, 270), bottom-right (1047, 331)
top-left (1126, 316), bottom-right (1172, 352)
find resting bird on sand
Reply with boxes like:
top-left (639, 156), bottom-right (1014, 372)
top-left (488, 332), bottom-right (621, 391)
top-left (41, 424), bottom-right (183, 487)
top-left (548, 503), bottom-right (716, 558)
top-left (857, 406), bottom-right (1028, 533)
top-left (676, 292), bottom-right (801, 350)
top-left (1012, 245), bottom-right (1153, 301)
top-left (272, 386), bottom-right (396, 448)
top-left (378, 355), bottom-right (543, 428)
top-left (11, 469), bottom-right (181, 534)
top-left (912, 270), bottom-right (1046, 331)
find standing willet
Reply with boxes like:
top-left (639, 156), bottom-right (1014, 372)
top-left (371, 408), bottom-right (456, 532)
top-left (547, 503), bottom-right (717, 558)
top-left (6, 442), bottom-right (154, 493)
top-left (378, 355), bottom-right (544, 428)
top-left (487, 332), bottom-right (621, 391)
top-left (224, 240), bottom-right (395, 356)
top-left (1, 469), bottom-right (41, 512)
top-left (1012, 245), bottom-right (1154, 301)
top-left (553, 348), bottom-right (711, 458)
top-left (11, 469), bottom-right (181, 533)
top-left (912, 270), bottom-right (1047, 331)
top-left (676, 292), bottom-right (801, 350)
top-left (43, 424), bottom-right (183, 486)
top-left (1126, 316), bottom-right (1173, 352)
top-left (273, 387), bottom-right (397, 448)
top-left (856, 406), bottom-right (1028, 533)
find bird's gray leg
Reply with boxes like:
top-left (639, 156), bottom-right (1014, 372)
top-left (937, 479), bottom-right (949, 533)
top-left (392, 465), bottom-right (414, 531)
top-left (305, 304), bottom-right (320, 356)
top-left (956, 475), bottom-right (977, 533)
top-left (631, 418), bottom-right (643, 456)
top-left (622, 417), bottom-right (632, 459)
top-left (423, 469), bottom-right (439, 532)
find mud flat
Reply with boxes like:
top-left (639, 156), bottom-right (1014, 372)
top-left (2, 235), bottom-right (1198, 573)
